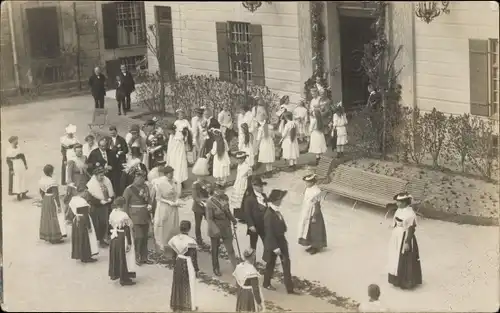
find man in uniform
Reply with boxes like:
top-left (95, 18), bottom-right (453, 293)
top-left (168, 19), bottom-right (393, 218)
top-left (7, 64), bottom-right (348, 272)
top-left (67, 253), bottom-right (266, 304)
top-left (262, 189), bottom-right (299, 294)
top-left (191, 177), bottom-right (212, 245)
top-left (242, 177), bottom-right (267, 251)
top-left (123, 168), bottom-right (153, 265)
top-left (205, 184), bottom-right (238, 276)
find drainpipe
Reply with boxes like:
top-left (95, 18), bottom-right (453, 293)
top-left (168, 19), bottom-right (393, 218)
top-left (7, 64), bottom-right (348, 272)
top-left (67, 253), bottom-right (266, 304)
top-left (411, 2), bottom-right (417, 109)
top-left (7, 1), bottom-right (21, 93)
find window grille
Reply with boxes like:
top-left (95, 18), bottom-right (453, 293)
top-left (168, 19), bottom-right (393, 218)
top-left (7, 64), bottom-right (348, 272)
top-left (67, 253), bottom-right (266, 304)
top-left (116, 2), bottom-right (146, 47)
top-left (228, 22), bottom-right (253, 82)
top-left (119, 55), bottom-right (146, 73)
top-left (489, 38), bottom-right (499, 116)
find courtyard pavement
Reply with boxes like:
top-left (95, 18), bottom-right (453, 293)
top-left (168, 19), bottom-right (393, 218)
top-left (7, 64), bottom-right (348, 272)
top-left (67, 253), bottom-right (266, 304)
top-left (1, 95), bottom-right (499, 312)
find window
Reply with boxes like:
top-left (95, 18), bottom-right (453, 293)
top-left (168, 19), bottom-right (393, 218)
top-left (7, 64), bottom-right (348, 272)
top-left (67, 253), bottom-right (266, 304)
top-left (489, 39), bottom-right (499, 117)
top-left (228, 22), bottom-right (253, 82)
top-left (116, 2), bottom-right (145, 47)
top-left (119, 55), bottom-right (146, 73)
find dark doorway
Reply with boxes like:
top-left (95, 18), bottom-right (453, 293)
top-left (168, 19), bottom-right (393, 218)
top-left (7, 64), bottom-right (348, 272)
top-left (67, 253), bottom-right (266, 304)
top-left (155, 6), bottom-right (176, 81)
top-left (339, 15), bottom-right (376, 111)
top-left (26, 7), bottom-right (61, 59)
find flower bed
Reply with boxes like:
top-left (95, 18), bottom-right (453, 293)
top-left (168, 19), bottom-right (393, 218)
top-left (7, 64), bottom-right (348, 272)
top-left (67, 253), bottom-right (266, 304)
top-left (343, 158), bottom-right (499, 224)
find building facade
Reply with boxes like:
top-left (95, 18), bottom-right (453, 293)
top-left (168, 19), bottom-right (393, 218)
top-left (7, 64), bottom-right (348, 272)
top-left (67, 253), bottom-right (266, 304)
top-left (0, 0), bottom-right (148, 95)
top-left (144, 1), bottom-right (499, 122)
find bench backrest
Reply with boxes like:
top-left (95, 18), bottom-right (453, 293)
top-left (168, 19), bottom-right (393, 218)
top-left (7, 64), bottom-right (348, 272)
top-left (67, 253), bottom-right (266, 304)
top-left (406, 178), bottom-right (427, 202)
top-left (316, 155), bottom-right (335, 179)
top-left (333, 165), bottom-right (408, 201)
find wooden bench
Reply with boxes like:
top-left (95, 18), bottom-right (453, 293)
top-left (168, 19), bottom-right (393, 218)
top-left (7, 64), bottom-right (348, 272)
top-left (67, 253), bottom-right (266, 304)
top-left (405, 178), bottom-right (427, 219)
top-left (315, 155), bottom-right (335, 184)
top-left (320, 164), bottom-right (408, 217)
top-left (89, 108), bottom-right (108, 130)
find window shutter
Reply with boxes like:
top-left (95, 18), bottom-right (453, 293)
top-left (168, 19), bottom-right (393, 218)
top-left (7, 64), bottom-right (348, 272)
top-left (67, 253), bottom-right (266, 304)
top-left (216, 22), bottom-right (230, 81)
top-left (249, 24), bottom-right (265, 86)
top-left (102, 3), bottom-right (118, 50)
top-left (469, 39), bottom-right (490, 116)
top-left (26, 7), bottom-right (60, 58)
top-left (105, 59), bottom-right (121, 89)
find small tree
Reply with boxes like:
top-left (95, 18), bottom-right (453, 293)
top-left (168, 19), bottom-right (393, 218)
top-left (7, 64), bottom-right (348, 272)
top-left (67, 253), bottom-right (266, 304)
top-left (402, 107), bottom-right (426, 164)
top-left (422, 108), bottom-right (448, 168)
top-left (447, 114), bottom-right (474, 173)
top-left (468, 117), bottom-right (496, 179)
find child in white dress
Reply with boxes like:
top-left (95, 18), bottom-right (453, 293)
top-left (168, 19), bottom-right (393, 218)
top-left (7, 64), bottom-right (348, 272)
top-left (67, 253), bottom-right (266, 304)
top-left (257, 121), bottom-right (275, 176)
top-left (332, 106), bottom-right (348, 158)
top-left (238, 123), bottom-right (255, 167)
top-left (208, 129), bottom-right (231, 186)
top-left (280, 111), bottom-right (300, 170)
top-left (308, 109), bottom-right (327, 165)
top-left (293, 100), bottom-right (308, 143)
top-left (357, 284), bottom-right (388, 312)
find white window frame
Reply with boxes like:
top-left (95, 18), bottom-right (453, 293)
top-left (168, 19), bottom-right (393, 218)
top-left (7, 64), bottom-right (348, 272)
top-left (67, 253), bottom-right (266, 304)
top-left (116, 2), bottom-right (146, 47)
top-left (228, 22), bottom-right (253, 82)
top-left (488, 38), bottom-right (499, 118)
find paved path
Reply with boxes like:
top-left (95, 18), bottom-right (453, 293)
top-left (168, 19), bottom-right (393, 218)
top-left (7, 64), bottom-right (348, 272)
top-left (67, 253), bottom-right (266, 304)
top-left (1, 95), bottom-right (499, 312)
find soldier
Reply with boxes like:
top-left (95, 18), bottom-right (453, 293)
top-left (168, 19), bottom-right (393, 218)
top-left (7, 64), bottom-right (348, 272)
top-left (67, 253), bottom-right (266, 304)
top-left (143, 120), bottom-right (168, 171)
top-left (123, 168), bottom-right (153, 266)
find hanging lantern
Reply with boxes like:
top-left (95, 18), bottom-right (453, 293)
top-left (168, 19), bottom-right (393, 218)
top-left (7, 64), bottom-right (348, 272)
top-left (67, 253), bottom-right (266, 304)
top-left (242, 1), bottom-right (262, 13)
top-left (415, 1), bottom-right (450, 24)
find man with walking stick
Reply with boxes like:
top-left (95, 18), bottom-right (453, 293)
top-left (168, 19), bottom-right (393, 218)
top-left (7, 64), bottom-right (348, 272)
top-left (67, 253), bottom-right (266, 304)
top-left (205, 184), bottom-right (239, 276)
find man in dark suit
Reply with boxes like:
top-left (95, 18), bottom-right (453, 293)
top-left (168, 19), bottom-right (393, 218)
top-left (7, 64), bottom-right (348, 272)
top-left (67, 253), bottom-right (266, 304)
top-left (119, 64), bottom-right (135, 113)
top-left (262, 189), bottom-right (299, 294)
top-left (203, 108), bottom-right (221, 174)
top-left (88, 66), bottom-right (107, 109)
top-left (86, 137), bottom-right (117, 181)
top-left (108, 125), bottom-right (128, 196)
top-left (243, 176), bottom-right (267, 252)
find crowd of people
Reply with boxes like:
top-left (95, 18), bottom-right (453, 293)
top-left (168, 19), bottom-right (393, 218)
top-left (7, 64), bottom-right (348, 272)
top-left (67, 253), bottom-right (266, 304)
top-left (4, 75), bottom-right (422, 312)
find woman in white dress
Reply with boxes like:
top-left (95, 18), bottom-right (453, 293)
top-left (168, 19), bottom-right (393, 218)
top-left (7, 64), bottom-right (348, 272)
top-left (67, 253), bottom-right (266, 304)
top-left (167, 110), bottom-right (191, 189)
top-left (256, 121), bottom-right (275, 176)
top-left (331, 106), bottom-right (348, 158)
top-left (207, 129), bottom-right (230, 186)
top-left (230, 151), bottom-right (252, 219)
top-left (238, 123), bottom-right (255, 168)
top-left (60, 124), bottom-right (80, 185)
top-left (387, 192), bottom-right (422, 290)
top-left (6, 136), bottom-right (29, 201)
top-left (280, 111), bottom-right (300, 170)
top-left (83, 134), bottom-right (98, 158)
top-left (308, 109), bottom-right (327, 165)
top-left (252, 99), bottom-right (267, 154)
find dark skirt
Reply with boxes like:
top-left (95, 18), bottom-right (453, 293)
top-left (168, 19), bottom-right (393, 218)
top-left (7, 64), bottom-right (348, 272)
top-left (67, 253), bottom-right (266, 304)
top-left (39, 195), bottom-right (63, 242)
top-left (61, 160), bottom-right (66, 185)
top-left (388, 235), bottom-right (422, 289)
top-left (109, 232), bottom-right (136, 280)
top-left (63, 187), bottom-right (77, 222)
top-left (236, 287), bottom-right (257, 312)
top-left (71, 217), bottom-right (93, 261)
top-left (299, 211), bottom-right (327, 249)
top-left (170, 257), bottom-right (192, 311)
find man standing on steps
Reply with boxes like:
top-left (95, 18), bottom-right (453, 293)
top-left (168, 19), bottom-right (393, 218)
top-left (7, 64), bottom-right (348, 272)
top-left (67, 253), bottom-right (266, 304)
top-left (119, 64), bottom-right (135, 113)
top-left (88, 66), bottom-right (106, 109)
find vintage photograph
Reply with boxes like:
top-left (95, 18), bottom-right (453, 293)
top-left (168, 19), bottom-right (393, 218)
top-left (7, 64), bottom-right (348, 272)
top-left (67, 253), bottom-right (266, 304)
top-left (0, 1), bottom-right (499, 312)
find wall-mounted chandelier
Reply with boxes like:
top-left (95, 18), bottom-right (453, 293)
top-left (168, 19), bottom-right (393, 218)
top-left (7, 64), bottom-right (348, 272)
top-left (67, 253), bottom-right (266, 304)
top-left (242, 1), bottom-right (272, 13)
top-left (415, 1), bottom-right (450, 23)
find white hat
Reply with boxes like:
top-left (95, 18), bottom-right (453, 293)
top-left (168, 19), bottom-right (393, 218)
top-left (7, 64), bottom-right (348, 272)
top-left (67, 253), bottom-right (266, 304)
top-left (393, 192), bottom-right (413, 201)
top-left (302, 173), bottom-right (317, 182)
top-left (69, 196), bottom-right (90, 215)
top-left (65, 124), bottom-right (77, 134)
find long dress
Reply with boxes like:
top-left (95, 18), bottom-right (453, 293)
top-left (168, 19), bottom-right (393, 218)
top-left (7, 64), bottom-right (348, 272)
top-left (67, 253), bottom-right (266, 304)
top-left (293, 105), bottom-right (308, 140)
top-left (238, 128), bottom-right (255, 167)
top-left (109, 209), bottom-right (137, 281)
top-left (257, 123), bottom-right (275, 164)
top-left (233, 262), bottom-right (265, 312)
top-left (332, 113), bottom-right (348, 146)
top-left (308, 116), bottom-right (327, 154)
top-left (297, 185), bottom-right (327, 249)
top-left (152, 176), bottom-right (180, 252)
top-left (5, 145), bottom-right (28, 196)
top-left (211, 139), bottom-right (231, 179)
top-left (70, 197), bottom-right (99, 261)
top-left (39, 175), bottom-right (66, 242)
top-left (60, 135), bottom-right (80, 185)
top-left (230, 161), bottom-right (252, 211)
top-left (166, 119), bottom-right (190, 185)
top-left (168, 234), bottom-right (199, 311)
top-left (387, 206), bottom-right (422, 289)
top-left (281, 121), bottom-right (300, 161)
top-left (64, 156), bottom-right (90, 221)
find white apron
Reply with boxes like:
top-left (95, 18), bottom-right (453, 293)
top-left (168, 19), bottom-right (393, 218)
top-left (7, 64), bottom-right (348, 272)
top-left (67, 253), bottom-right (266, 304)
top-left (387, 207), bottom-right (417, 276)
top-left (297, 185), bottom-right (323, 240)
top-left (109, 209), bottom-right (137, 272)
top-left (233, 262), bottom-right (266, 311)
top-left (6, 146), bottom-right (28, 194)
top-left (69, 198), bottom-right (99, 255)
top-left (168, 234), bottom-right (198, 310)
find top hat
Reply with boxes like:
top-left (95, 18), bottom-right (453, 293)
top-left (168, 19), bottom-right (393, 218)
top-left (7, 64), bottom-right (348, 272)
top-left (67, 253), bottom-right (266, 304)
top-left (267, 189), bottom-right (288, 203)
top-left (250, 176), bottom-right (267, 187)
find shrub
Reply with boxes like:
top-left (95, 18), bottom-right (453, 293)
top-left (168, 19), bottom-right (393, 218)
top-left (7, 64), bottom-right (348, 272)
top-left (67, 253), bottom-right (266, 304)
top-left (468, 117), bottom-right (496, 180)
top-left (134, 70), bottom-right (168, 114)
top-left (446, 114), bottom-right (475, 173)
top-left (422, 108), bottom-right (448, 168)
top-left (401, 107), bottom-right (426, 164)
